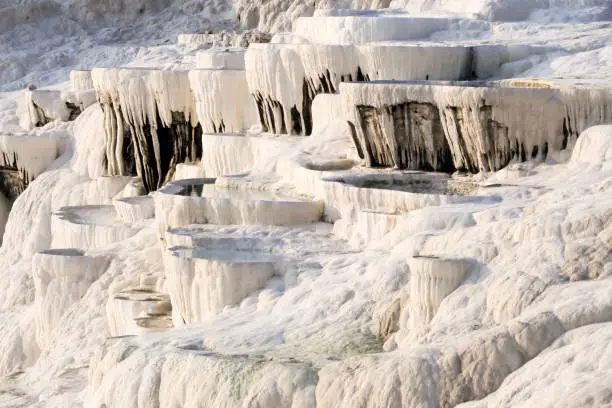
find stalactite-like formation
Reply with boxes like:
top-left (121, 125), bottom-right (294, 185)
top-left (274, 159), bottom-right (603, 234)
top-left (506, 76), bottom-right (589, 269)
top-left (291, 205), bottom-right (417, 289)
top-left (0, 152), bottom-right (29, 201)
top-left (342, 81), bottom-right (612, 172)
top-left (244, 41), bottom-right (551, 136)
top-left (356, 102), bottom-right (454, 171)
top-left (93, 68), bottom-right (203, 192)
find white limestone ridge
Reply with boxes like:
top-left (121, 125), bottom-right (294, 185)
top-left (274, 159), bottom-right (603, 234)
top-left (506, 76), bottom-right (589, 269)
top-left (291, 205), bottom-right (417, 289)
top-left (0, 0), bottom-right (611, 407)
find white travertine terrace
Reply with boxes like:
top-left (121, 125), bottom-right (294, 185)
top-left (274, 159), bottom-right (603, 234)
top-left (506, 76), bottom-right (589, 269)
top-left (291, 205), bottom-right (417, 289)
top-left (164, 227), bottom-right (266, 251)
top-left (163, 246), bottom-right (276, 324)
top-left (70, 70), bottom-right (94, 92)
top-left (201, 133), bottom-right (256, 177)
top-left (359, 43), bottom-right (472, 81)
top-left (173, 162), bottom-right (207, 180)
top-left (3, 2), bottom-right (612, 407)
top-left (79, 176), bottom-right (136, 204)
top-left (112, 195), bottom-right (155, 223)
top-left (195, 48), bottom-right (246, 70)
top-left (62, 89), bottom-right (97, 114)
top-left (154, 178), bottom-right (324, 239)
top-left (244, 40), bottom-right (554, 136)
top-left (113, 177), bottom-right (146, 199)
top-left (32, 248), bottom-right (109, 350)
top-left (200, 133), bottom-right (290, 177)
top-left (64, 70), bottom-right (97, 114)
top-left (0, 131), bottom-right (65, 180)
top-left (294, 16), bottom-right (455, 45)
top-left (23, 89), bottom-right (70, 129)
top-left (340, 81), bottom-right (612, 171)
top-left (245, 43), bottom-right (308, 134)
top-left (312, 8), bottom-right (391, 17)
top-left (188, 69), bottom-right (256, 133)
top-left (321, 172), bottom-right (483, 219)
top-left (408, 255), bottom-right (473, 330)
top-left (107, 288), bottom-right (172, 336)
top-left (51, 205), bottom-right (143, 249)
top-left (311, 94), bottom-right (344, 134)
top-left (333, 209), bottom-right (408, 245)
top-left (92, 67), bottom-right (200, 191)
top-left (299, 44), bottom-right (360, 94)
top-left (86, 343), bottom-right (317, 408)
top-left (570, 124), bottom-right (612, 167)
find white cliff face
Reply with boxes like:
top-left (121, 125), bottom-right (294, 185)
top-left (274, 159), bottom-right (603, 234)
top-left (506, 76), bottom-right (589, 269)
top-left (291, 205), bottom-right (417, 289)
top-left (164, 246), bottom-right (277, 324)
top-left (92, 68), bottom-right (201, 191)
top-left (188, 69), bottom-right (256, 133)
top-left (360, 43), bottom-right (471, 80)
top-left (201, 134), bottom-right (257, 177)
top-left (245, 43), bottom-right (308, 134)
top-left (195, 49), bottom-right (246, 70)
top-left (70, 70), bottom-right (94, 92)
top-left (70, 103), bottom-right (109, 179)
top-left (310, 94), bottom-right (345, 135)
top-left (32, 249), bottom-right (109, 350)
top-left (340, 81), bottom-right (612, 172)
top-left (201, 133), bottom-right (291, 177)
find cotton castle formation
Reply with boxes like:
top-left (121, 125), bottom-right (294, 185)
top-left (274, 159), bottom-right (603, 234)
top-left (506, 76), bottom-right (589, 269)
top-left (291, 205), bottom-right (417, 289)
top-left (0, 0), bottom-right (611, 406)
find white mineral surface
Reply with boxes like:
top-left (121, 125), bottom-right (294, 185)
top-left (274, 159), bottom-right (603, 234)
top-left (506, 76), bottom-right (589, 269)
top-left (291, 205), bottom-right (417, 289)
top-left (0, 0), bottom-right (611, 407)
